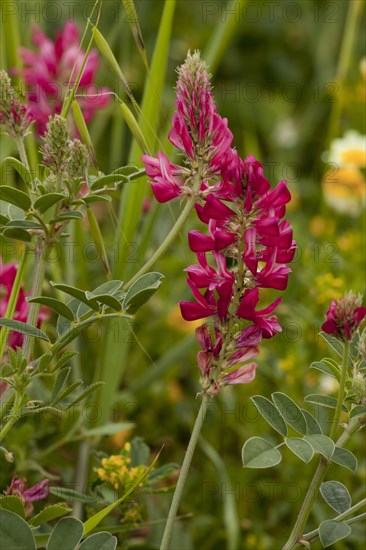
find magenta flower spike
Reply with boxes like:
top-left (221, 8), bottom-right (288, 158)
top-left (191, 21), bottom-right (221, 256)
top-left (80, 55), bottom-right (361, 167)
top-left (19, 21), bottom-right (110, 134)
top-left (142, 51), bottom-right (296, 394)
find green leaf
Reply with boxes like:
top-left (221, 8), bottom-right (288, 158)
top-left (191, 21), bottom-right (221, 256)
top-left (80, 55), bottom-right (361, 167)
top-left (350, 405), bottom-right (366, 420)
top-left (29, 504), bottom-right (71, 527)
top-left (64, 382), bottom-right (104, 408)
top-left (285, 438), bottom-right (314, 463)
top-left (0, 509), bottom-right (36, 550)
top-left (85, 292), bottom-right (122, 311)
top-left (5, 220), bottom-right (42, 230)
top-left (318, 520), bottom-right (351, 547)
top-left (27, 297), bottom-right (75, 322)
top-left (0, 186), bottom-right (31, 210)
top-left (34, 193), bottom-right (65, 214)
top-left (123, 272), bottom-right (164, 313)
top-left (52, 380), bottom-right (83, 405)
top-left (92, 26), bottom-right (136, 104)
top-left (83, 452), bottom-right (159, 535)
top-left (82, 422), bottom-right (134, 438)
top-left (272, 392), bottom-right (307, 435)
top-left (302, 409), bottom-right (323, 435)
top-left (320, 481), bottom-right (351, 513)
top-left (79, 532), bottom-right (117, 550)
top-left (320, 332), bottom-right (344, 358)
top-left (310, 359), bottom-right (341, 381)
top-left (81, 195), bottom-right (112, 204)
top-left (331, 447), bottom-right (358, 472)
top-left (51, 368), bottom-right (71, 402)
top-left (242, 437), bottom-right (282, 469)
top-left (50, 487), bottom-right (97, 504)
top-left (0, 319), bottom-right (49, 341)
top-left (251, 395), bottom-right (287, 436)
top-left (2, 227), bottom-right (31, 242)
top-left (2, 157), bottom-right (32, 186)
top-left (50, 283), bottom-right (97, 311)
top-left (304, 394), bottom-right (348, 411)
top-left (304, 434), bottom-right (335, 459)
top-left (131, 436), bottom-right (150, 466)
top-left (147, 463), bottom-right (179, 484)
top-left (0, 496), bottom-right (25, 518)
top-left (46, 517), bottom-right (84, 550)
top-left (122, 0), bottom-right (148, 68)
top-left (89, 280), bottom-right (123, 296)
top-left (113, 165), bottom-right (140, 176)
top-left (52, 211), bottom-right (83, 222)
top-left (89, 174), bottom-right (128, 191)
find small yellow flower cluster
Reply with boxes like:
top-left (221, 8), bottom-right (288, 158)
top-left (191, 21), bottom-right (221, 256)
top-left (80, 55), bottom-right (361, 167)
top-left (96, 443), bottom-right (147, 491)
top-left (313, 273), bottom-right (344, 305)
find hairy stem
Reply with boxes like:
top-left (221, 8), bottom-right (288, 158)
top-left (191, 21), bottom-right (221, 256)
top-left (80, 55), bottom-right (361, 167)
top-left (283, 342), bottom-right (350, 549)
top-left (160, 393), bottom-right (210, 549)
top-left (22, 239), bottom-right (48, 361)
top-left (15, 136), bottom-right (30, 171)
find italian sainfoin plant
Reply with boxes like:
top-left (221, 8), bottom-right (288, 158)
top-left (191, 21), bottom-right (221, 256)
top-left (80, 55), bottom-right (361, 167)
top-left (142, 51), bottom-right (297, 547)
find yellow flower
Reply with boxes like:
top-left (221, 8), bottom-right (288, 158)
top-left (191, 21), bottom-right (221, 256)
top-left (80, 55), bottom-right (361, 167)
top-left (324, 131), bottom-right (366, 168)
top-left (322, 167), bottom-right (365, 217)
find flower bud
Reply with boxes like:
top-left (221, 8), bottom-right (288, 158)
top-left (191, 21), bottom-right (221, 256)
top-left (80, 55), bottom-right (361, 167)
top-left (68, 139), bottom-right (89, 180)
top-left (0, 70), bottom-right (33, 138)
top-left (41, 115), bottom-right (71, 175)
top-left (322, 291), bottom-right (366, 342)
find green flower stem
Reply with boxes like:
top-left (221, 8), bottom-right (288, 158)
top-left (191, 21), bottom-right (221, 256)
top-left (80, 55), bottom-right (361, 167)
top-left (160, 393), bottom-right (210, 550)
top-left (303, 498), bottom-right (366, 544)
top-left (0, 245), bottom-right (28, 365)
top-left (123, 175), bottom-right (202, 291)
top-left (0, 390), bottom-right (21, 441)
top-left (14, 136), bottom-right (30, 171)
top-left (22, 239), bottom-right (48, 362)
top-left (329, 341), bottom-right (349, 440)
top-left (283, 342), bottom-right (350, 550)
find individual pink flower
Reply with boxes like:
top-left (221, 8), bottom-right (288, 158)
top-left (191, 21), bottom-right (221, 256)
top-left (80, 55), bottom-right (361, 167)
top-left (19, 21), bottom-right (110, 134)
top-left (6, 476), bottom-right (49, 515)
top-left (322, 292), bottom-right (366, 342)
top-left (142, 152), bottom-right (187, 203)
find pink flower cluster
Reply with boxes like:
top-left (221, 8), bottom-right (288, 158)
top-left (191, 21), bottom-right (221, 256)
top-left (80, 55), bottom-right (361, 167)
top-left (0, 260), bottom-right (47, 349)
top-left (19, 21), bottom-right (110, 134)
top-left (322, 292), bottom-right (366, 342)
top-left (142, 52), bottom-right (295, 394)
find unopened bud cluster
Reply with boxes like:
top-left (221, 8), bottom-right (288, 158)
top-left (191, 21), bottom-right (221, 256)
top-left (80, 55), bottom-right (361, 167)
top-left (41, 115), bottom-right (89, 182)
top-left (0, 70), bottom-right (33, 138)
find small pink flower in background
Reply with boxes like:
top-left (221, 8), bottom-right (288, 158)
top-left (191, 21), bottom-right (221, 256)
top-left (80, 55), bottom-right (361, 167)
top-left (0, 260), bottom-right (48, 349)
top-left (19, 21), bottom-right (110, 134)
top-left (6, 476), bottom-right (49, 515)
top-left (322, 291), bottom-right (366, 342)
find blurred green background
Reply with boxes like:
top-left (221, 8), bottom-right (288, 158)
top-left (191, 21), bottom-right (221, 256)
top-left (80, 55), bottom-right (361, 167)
top-left (0, 0), bottom-right (365, 548)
